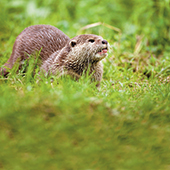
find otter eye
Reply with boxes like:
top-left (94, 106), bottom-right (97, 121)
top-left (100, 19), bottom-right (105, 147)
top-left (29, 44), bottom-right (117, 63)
top-left (88, 39), bottom-right (95, 43)
top-left (70, 40), bottom-right (77, 47)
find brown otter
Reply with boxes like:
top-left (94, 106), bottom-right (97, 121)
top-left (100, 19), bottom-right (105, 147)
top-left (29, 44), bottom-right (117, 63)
top-left (0, 25), bottom-right (108, 86)
top-left (0, 25), bottom-right (70, 76)
top-left (41, 34), bottom-right (108, 86)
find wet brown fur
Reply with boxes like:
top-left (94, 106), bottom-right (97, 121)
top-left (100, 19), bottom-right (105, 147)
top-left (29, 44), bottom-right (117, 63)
top-left (1, 25), bottom-right (70, 76)
top-left (1, 25), bottom-right (108, 86)
top-left (41, 34), bottom-right (108, 86)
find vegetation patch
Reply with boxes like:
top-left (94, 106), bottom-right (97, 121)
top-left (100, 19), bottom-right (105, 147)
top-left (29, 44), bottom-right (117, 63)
top-left (0, 0), bottom-right (170, 169)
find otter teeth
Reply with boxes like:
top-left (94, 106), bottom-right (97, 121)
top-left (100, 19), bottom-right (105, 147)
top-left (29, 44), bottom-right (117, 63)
top-left (97, 48), bottom-right (108, 54)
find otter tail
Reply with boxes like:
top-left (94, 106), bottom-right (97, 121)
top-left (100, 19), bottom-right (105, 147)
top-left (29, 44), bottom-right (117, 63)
top-left (0, 65), bottom-right (9, 77)
top-left (0, 60), bottom-right (12, 77)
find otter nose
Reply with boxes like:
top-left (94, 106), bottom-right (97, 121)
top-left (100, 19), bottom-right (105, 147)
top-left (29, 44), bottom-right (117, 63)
top-left (102, 40), bottom-right (108, 44)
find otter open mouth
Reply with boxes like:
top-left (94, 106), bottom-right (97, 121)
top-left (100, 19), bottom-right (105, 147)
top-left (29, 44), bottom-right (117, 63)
top-left (96, 48), bottom-right (108, 55)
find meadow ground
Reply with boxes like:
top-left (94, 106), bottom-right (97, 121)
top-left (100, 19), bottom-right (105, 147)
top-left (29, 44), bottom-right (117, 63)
top-left (0, 0), bottom-right (170, 169)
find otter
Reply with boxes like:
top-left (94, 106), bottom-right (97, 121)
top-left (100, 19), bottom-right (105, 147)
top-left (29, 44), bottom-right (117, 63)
top-left (0, 25), bottom-right (70, 76)
top-left (0, 25), bottom-right (108, 86)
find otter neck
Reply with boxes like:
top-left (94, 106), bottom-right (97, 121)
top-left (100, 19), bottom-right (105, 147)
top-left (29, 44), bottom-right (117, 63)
top-left (64, 53), bottom-right (96, 75)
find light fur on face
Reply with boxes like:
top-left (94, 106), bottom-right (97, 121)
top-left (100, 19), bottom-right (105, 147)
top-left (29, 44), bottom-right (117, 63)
top-left (41, 34), bottom-right (109, 87)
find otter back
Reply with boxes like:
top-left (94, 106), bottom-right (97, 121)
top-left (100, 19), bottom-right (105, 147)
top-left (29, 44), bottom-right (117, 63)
top-left (1, 25), bottom-right (70, 76)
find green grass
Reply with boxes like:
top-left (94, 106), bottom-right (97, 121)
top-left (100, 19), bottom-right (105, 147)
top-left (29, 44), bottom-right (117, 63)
top-left (0, 0), bottom-right (170, 169)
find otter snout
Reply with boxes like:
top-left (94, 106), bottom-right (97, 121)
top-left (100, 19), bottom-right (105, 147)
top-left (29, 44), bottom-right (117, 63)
top-left (102, 39), bottom-right (109, 50)
top-left (102, 39), bottom-right (109, 52)
top-left (102, 40), bottom-right (108, 45)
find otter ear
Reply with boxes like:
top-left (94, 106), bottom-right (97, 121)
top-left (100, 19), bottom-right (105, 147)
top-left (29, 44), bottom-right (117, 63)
top-left (70, 40), bottom-right (77, 47)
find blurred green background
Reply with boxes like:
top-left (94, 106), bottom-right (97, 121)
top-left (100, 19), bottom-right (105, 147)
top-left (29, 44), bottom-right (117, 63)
top-left (0, 0), bottom-right (170, 170)
top-left (0, 0), bottom-right (169, 57)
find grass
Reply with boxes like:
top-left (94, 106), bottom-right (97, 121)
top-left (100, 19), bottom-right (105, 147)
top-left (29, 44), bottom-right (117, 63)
top-left (0, 0), bottom-right (170, 169)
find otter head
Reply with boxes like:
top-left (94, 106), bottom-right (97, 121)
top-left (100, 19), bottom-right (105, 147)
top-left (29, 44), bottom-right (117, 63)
top-left (68, 34), bottom-right (108, 63)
